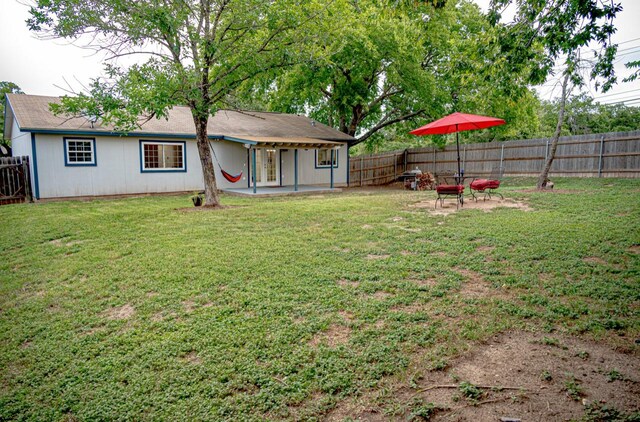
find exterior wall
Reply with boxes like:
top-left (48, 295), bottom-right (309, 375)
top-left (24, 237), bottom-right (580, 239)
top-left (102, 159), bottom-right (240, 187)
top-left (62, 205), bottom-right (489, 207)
top-left (31, 134), bottom-right (206, 198)
top-left (9, 120), bottom-right (36, 196)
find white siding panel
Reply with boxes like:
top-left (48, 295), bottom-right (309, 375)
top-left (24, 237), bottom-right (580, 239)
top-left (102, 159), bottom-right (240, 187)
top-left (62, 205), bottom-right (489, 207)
top-left (35, 135), bottom-right (207, 198)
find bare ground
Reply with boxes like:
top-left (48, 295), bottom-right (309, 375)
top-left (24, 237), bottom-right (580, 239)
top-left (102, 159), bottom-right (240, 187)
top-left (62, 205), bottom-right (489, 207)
top-left (410, 198), bottom-right (533, 216)
top-left (326, 331), bottom-right (640, 421)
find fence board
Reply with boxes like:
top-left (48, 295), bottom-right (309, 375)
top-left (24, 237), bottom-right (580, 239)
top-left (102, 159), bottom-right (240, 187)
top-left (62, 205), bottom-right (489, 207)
top-left (349, 130), bottom-right (640, 186)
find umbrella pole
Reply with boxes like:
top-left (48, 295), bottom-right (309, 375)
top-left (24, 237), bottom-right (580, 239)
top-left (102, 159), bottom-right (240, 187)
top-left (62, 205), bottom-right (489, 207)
top-left (456, 125), bottom-right (461, 184)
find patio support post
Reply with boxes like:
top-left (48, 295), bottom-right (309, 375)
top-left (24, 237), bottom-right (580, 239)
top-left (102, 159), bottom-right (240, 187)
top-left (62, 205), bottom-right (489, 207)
top-left (252, 147), bottom-right (257, 194)
top-left (294, 148), bottom-right (299, 191)
top-left (330, 149), bottom-right (335, 189)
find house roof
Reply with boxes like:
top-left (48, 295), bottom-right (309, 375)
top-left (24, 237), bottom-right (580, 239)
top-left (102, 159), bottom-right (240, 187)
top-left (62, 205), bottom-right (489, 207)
top-left (5, 94), bottom-right (354, 143)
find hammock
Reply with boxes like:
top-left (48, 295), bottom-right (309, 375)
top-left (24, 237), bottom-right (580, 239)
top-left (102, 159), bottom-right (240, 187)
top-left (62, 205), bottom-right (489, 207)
top-left (221, 169), bottom-right (242, 183)
top-left (209, 142), bottom-right (243, 183)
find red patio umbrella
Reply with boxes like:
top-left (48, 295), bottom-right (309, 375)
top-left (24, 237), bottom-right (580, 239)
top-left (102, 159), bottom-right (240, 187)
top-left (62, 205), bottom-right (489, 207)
top-left (410, 112), bottom-right (506, 182)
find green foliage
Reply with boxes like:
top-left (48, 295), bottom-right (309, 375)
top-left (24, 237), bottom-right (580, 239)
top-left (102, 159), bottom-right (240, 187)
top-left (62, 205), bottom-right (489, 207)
top-left (246, 0), bottom-right (541, 151)
top-left (564, 375), bottom-right (584, 401)
top-left (28, 1), bottom-right (331, 130)
top-left (582, 401), bottom-right (640, 422)
top-left (458, 381), bottom-right (482, 401)
top-left (0, 81), bottom-right (24, 144)
top-left (1, 178), bottom-right (639, 419)
top-left (607, 369), bottom-right (623, 382)
top-left (537, 93), bottom-right (640, 137)
top-left (408, 399), bottom-right (444, 420)
top-left (490, 0), bottom-right (622, 92)
top-left (540, 370), bottom-right (553, 381)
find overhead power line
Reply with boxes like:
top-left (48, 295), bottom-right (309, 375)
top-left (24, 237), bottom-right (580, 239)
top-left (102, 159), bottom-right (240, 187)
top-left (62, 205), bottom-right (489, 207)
top-left (594, 88), bottom-right (640, 100)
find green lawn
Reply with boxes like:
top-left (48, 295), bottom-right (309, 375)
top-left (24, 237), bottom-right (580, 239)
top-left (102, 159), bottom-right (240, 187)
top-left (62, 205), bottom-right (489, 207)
top-left (1, 178), bottom-right (639, 421)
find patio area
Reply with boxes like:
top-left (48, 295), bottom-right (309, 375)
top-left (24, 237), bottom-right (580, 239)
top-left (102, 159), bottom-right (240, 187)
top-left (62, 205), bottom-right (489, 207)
top-left (222, 185), bottom-right (342, 197)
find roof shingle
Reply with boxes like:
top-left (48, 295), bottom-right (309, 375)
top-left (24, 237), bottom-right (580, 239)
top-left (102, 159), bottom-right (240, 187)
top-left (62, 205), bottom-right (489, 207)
top-left (6, 94), bottom-right (354, 142)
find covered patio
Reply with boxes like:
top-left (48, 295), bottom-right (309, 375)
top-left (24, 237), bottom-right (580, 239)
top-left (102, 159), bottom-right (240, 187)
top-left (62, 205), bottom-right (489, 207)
top-left (222, 135), bottom-right (345, 193)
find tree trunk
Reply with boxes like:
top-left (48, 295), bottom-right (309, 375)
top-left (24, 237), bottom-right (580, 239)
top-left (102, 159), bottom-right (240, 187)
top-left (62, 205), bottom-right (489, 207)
top-left (193, 115), bottom-right (221, 207)
top-left (537, 71), bottom-right (571, 190)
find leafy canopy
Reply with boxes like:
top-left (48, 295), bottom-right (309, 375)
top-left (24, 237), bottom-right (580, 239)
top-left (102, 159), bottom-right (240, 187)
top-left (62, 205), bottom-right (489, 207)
top-left (28, 0), bottom-right (333, 131)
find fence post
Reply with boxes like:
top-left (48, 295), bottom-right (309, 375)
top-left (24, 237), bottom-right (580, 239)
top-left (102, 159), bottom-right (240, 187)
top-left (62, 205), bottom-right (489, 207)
top-left (433, 147), bottom-right (436, 174)
top-left (22, 156), bottom-right (33, 202)
top-left (403, 149), bottom-right (408, 172)
top-left (462, 146), bottom-right (466, 172)
top-left (359, 157), bottom-right (363, 187)
top-left (544, 139), bottom-right (549, 158)
top-left (393, 154), bottom-right (397, 181)
top-left (598, 135), bottom-right (605, 177)
top-left (500, 144), bottom-right (504, 170)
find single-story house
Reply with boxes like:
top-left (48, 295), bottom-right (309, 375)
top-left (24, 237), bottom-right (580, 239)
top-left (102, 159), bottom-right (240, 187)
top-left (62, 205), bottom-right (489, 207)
top-left (4, 94), bottom-right (354, 199)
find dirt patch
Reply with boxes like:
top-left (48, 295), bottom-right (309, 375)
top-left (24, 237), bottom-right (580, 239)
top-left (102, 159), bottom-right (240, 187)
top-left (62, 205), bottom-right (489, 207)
top-left (181, 351), bottom-right (202, 364)
top-left (362, 224), bottom-right (374, 229)
top-left (104, 304), bottom-right (135, 320)
top-left (456, 269), bottom-right (484, 282)
top-left (628, 245), bottom-right (640, 255)
top-left (391, 216), bottom-right (404, 222)
top-left (401, 250), bottom-right (416, 256)
top-left (583, 256), bottom-right (608, 265)
top-left (407, 278), bottom-right (438, 288)
top-left (182, 300), bottom-right (197, 313)
top-left (476, 245), bottom-right (495, 253)
top-left (370, 291), bottom-right (393, 301)
top-left (337, 279), bottom-right (360, 288)
top-left (327, 331), bottom-right (640, 421)
top-left (411, 198), bottom-right (532, 216)
top-left (174, 204), bottom-right (234, 212)
top-left (48, 238), bottom-right (84, 247)
top-left (309, 324), bottom-right (352, 348)
top-left (399, 227), bottom-right (423, 233)
top-left (338, 310), bottom-right (355, 322)
top-left (366, 254), bottom-right (391, 260)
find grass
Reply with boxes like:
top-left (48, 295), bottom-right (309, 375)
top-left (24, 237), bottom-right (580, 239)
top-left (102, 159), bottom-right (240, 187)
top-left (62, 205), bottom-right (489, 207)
top-left (1, 177), bottom-right (639, 420)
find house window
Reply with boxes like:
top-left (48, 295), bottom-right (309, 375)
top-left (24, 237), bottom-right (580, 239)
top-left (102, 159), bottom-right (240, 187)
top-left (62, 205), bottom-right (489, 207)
top-left (140, 141), bottom-right (186, 172)
top-left (316, 148), bottom-right (338, 168)
top-left (64, 138), bottom-right (96, 166)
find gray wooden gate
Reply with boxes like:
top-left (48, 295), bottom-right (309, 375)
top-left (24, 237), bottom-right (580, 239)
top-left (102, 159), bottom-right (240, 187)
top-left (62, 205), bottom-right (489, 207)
top-left (0, 156), bottom-right (33, 205)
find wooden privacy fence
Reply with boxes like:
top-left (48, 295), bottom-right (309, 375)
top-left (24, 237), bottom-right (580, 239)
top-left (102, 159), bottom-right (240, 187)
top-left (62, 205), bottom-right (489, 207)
top-left (0, 156), bottom-right (33, 205)
top-left (350, 130), bottom-right (640, 186)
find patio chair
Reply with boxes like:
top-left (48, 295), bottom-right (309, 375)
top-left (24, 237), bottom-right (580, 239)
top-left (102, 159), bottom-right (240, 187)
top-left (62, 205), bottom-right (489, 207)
top-left (435, 171), bottom-right (464, 209)
top-left (469, 166), bottom-right (504, 201)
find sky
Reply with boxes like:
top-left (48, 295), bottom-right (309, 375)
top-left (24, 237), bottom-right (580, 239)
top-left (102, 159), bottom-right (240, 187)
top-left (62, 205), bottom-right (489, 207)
top-left (1, 0), bottom-right (639, 106)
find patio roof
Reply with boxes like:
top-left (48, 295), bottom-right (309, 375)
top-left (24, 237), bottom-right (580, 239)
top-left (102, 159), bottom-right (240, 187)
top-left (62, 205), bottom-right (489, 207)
top-left (222, 135), bottom-right (344, 148)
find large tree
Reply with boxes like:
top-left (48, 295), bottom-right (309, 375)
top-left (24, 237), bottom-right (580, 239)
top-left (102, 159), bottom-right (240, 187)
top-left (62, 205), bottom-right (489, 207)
top-left (488, 0), bottom-right (621, 189)
top-left (28, 0), bottom-right (331, 207)
top-left (1, 82), bottom-right (24, 147)
top-left (246, 0), bottom-right (544, 150)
